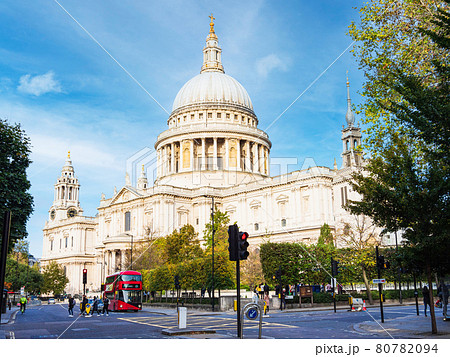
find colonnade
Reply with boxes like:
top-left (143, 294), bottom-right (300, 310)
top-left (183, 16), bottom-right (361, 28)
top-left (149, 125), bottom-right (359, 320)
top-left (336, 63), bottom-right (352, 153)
top-left (104, 249), bottom-right (131, 274)
top-left (157, 137), bottom-right (269, 177)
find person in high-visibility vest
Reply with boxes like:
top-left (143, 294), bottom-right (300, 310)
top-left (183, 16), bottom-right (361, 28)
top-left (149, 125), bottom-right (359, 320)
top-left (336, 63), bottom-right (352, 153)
top-left (19, 296), bottom-right (27, 314)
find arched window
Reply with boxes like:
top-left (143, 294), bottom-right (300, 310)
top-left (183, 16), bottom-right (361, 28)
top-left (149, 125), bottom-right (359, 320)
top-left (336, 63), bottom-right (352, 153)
top-left (354, 139), bottom-right (358, 149)
top-left (254, 223), bottom-right (259, 231)
top-left (281, 219), bottom-right (286, 227)
top-left (125, 211), bottom-right (131, 231)
top-left (346, 140), bottom-right (349, 151)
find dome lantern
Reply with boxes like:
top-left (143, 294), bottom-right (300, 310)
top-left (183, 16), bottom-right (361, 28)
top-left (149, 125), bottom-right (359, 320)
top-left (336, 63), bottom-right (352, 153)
top-left (200, 14), bottom-right (224, 74)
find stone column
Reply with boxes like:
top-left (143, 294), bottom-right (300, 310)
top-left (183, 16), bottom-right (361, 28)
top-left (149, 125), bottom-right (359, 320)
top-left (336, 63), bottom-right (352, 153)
top-left (162, 146), bottom-right (167, 176)
top-left (171, 142), bottom-right (175, 173)
top-left (180, 141), bottom-right (185, 172)
top-left (259, 144), bottom-right (264, 173)
top-left (156, 149), bottom-right (160, 178)
top-left (120, 250), bottom-right (125, 271)
top-left (201, 138), bottom-right (206, 170)
top-left (213, 137), bottom-right (218, 170)
top-left (237, 139), bottom-right (241, 170)
top-left (245, 140), bottom-right (251, 171)
top-left (225, 138), bottom-right (229, 170)
top-left (190, 139), bottom-right (194, 170)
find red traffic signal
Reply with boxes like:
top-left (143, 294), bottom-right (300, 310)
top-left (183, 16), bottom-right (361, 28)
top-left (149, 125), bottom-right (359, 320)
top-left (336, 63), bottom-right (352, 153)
top-left (238, 231), bottom-right (249, 260)
top-left (82, 269), bottom-right (87, 284)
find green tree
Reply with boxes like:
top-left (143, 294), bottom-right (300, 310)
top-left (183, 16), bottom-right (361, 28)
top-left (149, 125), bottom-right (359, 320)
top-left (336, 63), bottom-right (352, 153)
top-left (163, 225), bottom-right (203, 264)
top-left (42, 261), bottom-right (69, 296)
top-left (203, 209), bottom-right (231, 248)
top-left (348, 4), bottom-right (450, 333)
top-left (0, 119), bottom-right (34, 251)
top-left (318, 223), bottom-right (334, 247)
top-left (240, 247), bottom-right (264, 289)
top-left (348, 0), bottom-right (448, 154)
top-left (336, 215), bottom-right (380, 304)
top-left (5, 257), bottom-right (43, 294)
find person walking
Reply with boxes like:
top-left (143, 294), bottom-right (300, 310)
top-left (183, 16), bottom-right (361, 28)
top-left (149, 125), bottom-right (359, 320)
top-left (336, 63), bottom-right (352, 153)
top-left (80, 294), bottom-right (88, 316)
top-left (422, 286), bottom-right (431, 317)
top-left (68, 295), bottom-right (75, 317)
top-left (281, 288), bottom-right (286, 310)
top-left (19, 296), bottom-right (27, 314)
top-left (264, 292), bottom-right (270, 315)
top-left (438, 282), bottom-right (449, 321)
top-left (102, 296), bottom-right (110, 316)
top-left (91, 296), bottom-right (100, 316)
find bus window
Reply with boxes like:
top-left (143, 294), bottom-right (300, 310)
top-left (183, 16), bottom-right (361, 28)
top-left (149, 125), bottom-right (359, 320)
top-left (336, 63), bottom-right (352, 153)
top-left (121, 290), bottom-right (142, 304)
top-left (120, 275), bottom-right (142, 282)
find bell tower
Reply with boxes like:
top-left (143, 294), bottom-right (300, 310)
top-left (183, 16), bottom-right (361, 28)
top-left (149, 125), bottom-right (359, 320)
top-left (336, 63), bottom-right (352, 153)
top-left (48, 151), bottom-right (83, 222)
top-left (341, 75), bottom-right (362, 168)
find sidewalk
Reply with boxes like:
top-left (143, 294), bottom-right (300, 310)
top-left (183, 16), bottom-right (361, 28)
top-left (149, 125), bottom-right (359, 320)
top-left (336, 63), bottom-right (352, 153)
top-left (353, 312), bottom-right (450, 339)
top-left (0, 307), bottom-right (19, 325)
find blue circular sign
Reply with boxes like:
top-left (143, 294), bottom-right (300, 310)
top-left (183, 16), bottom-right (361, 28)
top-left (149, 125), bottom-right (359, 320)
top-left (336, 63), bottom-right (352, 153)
top-left (246, 307), bottom-right (258, 320)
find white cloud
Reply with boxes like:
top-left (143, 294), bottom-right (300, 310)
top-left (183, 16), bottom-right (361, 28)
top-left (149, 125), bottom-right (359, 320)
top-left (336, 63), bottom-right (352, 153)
top-left (17, 71), bottom-right (62, 96)
top-left (256, 54), bottom-right (289, 78)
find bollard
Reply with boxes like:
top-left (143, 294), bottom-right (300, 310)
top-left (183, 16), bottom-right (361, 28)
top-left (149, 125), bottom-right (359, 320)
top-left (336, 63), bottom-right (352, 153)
top-left (178, 307), bottom-right (187, 329)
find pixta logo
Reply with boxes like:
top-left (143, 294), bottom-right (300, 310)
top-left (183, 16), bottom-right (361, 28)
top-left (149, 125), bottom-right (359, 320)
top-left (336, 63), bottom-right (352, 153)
top-left (125, 147), bottom-right (158, 186)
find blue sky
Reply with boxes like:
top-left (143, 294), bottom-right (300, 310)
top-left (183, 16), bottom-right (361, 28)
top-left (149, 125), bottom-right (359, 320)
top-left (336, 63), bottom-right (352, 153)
top-left (0, 0), bottom-right (365, 258)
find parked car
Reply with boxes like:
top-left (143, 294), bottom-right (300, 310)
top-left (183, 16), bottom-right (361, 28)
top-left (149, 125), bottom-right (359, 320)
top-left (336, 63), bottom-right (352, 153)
top-left (48, 298), bottom-right (55, 304)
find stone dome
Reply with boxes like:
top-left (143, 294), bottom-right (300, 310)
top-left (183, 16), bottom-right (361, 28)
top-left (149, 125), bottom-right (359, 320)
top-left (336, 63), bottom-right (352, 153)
top-left (172, 71), bottom-right (253, 113)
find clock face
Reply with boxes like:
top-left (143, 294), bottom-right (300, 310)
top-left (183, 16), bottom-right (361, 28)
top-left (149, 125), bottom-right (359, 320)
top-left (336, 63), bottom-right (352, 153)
top-left (50, 210), bottom-right (56, 220)
top-left (67, 208), bottom-right (77, 218)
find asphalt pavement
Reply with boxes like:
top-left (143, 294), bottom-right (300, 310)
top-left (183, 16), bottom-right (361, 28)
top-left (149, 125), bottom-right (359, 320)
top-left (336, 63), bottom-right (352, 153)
top-left (1, 301), bottom-right (449, 339)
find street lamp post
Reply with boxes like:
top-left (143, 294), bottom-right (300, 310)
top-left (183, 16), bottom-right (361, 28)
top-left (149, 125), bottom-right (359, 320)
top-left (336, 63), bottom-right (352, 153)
top-left (125, 233), bottom-right (134, 270)
top-left (394, 231), bottom-right (403, 304)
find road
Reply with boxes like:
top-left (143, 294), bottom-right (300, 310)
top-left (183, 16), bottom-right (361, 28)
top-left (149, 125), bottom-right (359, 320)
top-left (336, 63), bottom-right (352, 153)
top-left (3, 303), bottom-right (424, 339)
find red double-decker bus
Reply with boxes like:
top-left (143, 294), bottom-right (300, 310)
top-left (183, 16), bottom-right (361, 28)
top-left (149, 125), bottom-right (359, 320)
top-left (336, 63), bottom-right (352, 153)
top-left (104, 270), bottom-right (143, 311)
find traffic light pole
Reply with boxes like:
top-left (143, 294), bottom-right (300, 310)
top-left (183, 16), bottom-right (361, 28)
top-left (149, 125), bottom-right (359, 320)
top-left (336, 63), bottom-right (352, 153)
top-left (211, 197), bottom-right (215, 313)
top-left (0, 211), bottom-right (12, 322)
top-left (376, 246), bottom-right (384, 323)
top-left (331, 258), bottom-right (336, 313)
top-left (236, 258), bottom-right (241, 338)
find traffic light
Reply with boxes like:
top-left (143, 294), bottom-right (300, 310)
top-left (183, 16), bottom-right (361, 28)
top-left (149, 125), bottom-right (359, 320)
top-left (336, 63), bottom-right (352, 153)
top-left (383, 261), bottom-right (391, 269)
top-left (331, 259), bottom-right (340, 276)
top-left (377, 255), bottom-right (385, 270)
top-left (174, 275), bottom-right (181, 290)
top-left (82, 269), bottom-right (87, 284)
top-left (238, 231), bottom-right (249, 260)
top-left (228, 224), bottom-right (239, 261)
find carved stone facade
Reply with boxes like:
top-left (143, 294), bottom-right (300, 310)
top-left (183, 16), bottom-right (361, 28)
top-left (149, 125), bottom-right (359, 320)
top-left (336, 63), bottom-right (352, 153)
top-left (41, 21), bottom-right (366, 296)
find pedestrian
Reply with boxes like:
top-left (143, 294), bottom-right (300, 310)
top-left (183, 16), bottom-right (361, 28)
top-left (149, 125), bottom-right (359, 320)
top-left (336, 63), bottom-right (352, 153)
top-left (264, 292), bottom-right (270, 315)
top-left (19, 296), bottom-right (27, 314)
top-left (68, 295), bottom-right (75, 317)
top-left (102, 296), bottom-right (110, 316)
top-left (422, 286), bottom-right (430, 317)
top-left (264, 283), bottom-right (269, 296)
top-left (259, 283), bottom-right (265, 298)
top-left (281, 288), bottom-right (286, 310)
top-left (438, 282), bottom-right (449, 321)
top-left (80, 294), bottom-right (88, 316)
top-left (91, 296), bottom-right (100, 316)
top-left (8, 300), bottom-right (11, 310)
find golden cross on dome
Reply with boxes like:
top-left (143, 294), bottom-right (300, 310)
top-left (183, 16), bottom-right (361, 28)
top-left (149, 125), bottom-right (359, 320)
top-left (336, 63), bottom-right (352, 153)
top-left (209, 13), bottom-right (215, 33)
top-left (67, 151), bottom-right (71, 159)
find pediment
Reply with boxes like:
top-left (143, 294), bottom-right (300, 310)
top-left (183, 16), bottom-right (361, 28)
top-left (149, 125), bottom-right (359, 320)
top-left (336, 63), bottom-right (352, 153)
top-left (110, 186), bottom-right (142, 205)
top-left (276, 194), bottom-right (289, 203)
top-left (249, 199), bottom-right (261, 208)
top-left (225, 204), bottom-right (237, 213)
